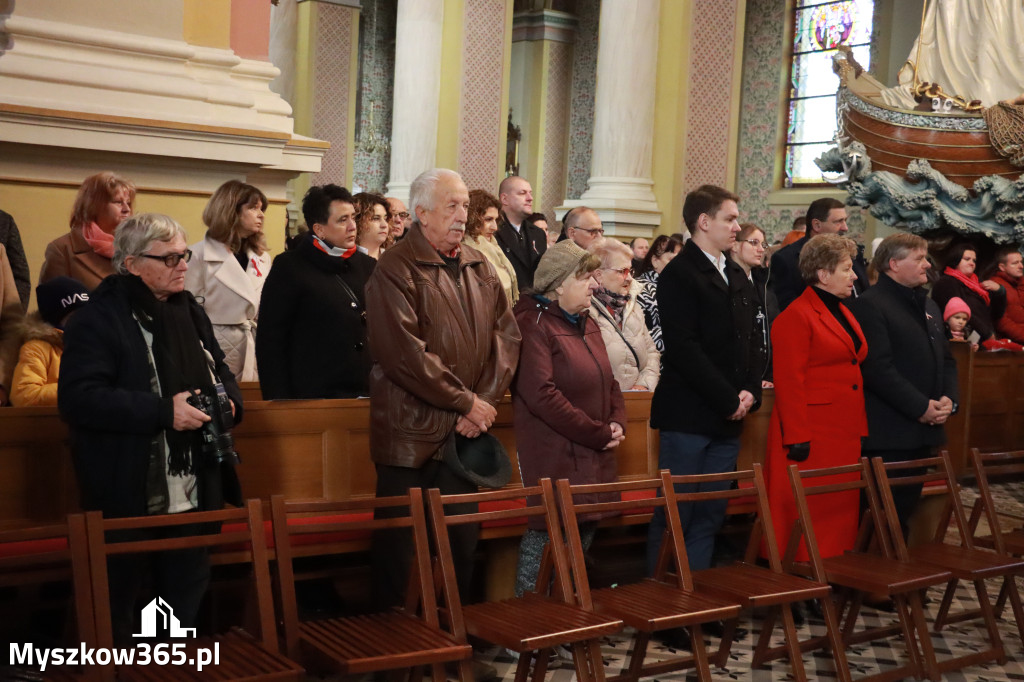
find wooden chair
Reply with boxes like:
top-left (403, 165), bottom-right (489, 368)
top-left (270, 488), bottom-right (472, 681)
top-left (1, 516), bottom-right (95, 681)
top-left (659, 465), bottom-right (847, 682)
top-left (968, 447), bottom-right (1024, 645)
top-left (788, 459), bottom-right (954, 682)
top-left (554, 476), bottom-right (741, 682)
top-left (80, 499), bottom-right (303, 682)
top-left (426, 479), bottom-right (623, 682)
top-left (869, 451), bottom-right (1024, 668)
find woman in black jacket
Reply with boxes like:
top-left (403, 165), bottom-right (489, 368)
top-left (730, 223), bottom-right (779, 385)
top-left (931, 243), bottom-right (1006, 344)
top-left (256, 184), bottom-right (376, 399)
top-left (59, 212), bottom-right (243, 644)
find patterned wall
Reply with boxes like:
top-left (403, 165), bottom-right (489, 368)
top-left (540, 40), bottom-right (573, 224)
top-left (564, 0), bottom-right (598, 200)
top-left (311, 3), bottom-right (356, 187)
top-left (458, 0), bottom-right (507, 192)
top-left (735, 0), bottom-right (873, 240)
top-left (352, 0), bottom-right (396, 194)
top-left (683, 0), bottom-right (740, 192)
top-left (684, 1), bottom-right (741, 193)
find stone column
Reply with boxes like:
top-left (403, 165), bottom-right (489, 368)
top-left (560, 0), bottom-right (660, 238)
top-left (509, 10), bottom-right (577, 224)
top-left (386, 0), bottom-right (444, 205)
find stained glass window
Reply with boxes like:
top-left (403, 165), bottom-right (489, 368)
top-left (785, 0), bottom-right (875, 187)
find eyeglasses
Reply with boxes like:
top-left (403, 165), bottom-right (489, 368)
top-left (743, 239), bottom-right (768, 249)
top-left (604, 266), bottom-right (632, 277)
top-left (139, 249), bottom-right (192, 268)
top-left (574, 227), bottom-right (605, 236)
top-left (395, 212), bottom-right (410, 219)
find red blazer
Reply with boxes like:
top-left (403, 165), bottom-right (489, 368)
top-left (764, 286), bottom-right (869, 560)
top-left (771, 287), bottom-right (869, 446)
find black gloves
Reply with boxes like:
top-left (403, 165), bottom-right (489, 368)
top-left (786, 442), bottom-right (810, 462)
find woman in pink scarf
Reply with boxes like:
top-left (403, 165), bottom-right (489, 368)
top-left (40, 172), bottom-right (135, 291)
top-left (931, 244), bottom-right (1006, 343)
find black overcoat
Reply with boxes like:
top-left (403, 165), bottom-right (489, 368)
top-left (651, 240), bottom-right (763, 437)
top-left (848, 273), bottom-right (958, 450)
top-left (59, 275), bottom-right (243, 518)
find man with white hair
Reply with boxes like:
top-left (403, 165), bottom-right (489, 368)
top-left (365, 168), bottom-right (521, 618)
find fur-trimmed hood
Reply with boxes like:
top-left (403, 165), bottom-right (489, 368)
top-left (11, 312), bottom-right (63, 349)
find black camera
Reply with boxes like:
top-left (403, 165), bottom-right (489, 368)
top-left (186, 383), bottom-right (240, 466)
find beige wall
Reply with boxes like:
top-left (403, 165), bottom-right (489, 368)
top-left (16, 0), bottom-right (184, 41)
top-left (184, 0), bottom-right (232, 48)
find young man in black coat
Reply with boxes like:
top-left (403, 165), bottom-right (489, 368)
top-left (648, 184), bottom-right (763, 583)
top-left (771, 197), bottom-right (867, 311)
top-left (848, 233), bottom-right (958, 535)
top-left (494, 175), bottom-right (546, 291)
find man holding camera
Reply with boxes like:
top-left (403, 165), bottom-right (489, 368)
top-left (59, 213), bottom-right (243, 644)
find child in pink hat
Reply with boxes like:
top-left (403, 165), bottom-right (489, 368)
top-left (946, 295), bottom-right (1024, 352)
top-left (943, 297), bottom-right (972, 343)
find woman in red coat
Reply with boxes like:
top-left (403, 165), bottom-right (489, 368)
top-left (765, 234), bottom-right (868, 563)
top-left (511, 240), bottom-right (626, 597)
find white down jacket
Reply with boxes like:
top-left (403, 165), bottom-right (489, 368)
top-left (588, 279), bottom-right (660, 391)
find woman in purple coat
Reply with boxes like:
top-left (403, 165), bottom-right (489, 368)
top-left (512, 240), bottom-right (627, 596)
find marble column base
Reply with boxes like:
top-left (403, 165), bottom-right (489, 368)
top-left (558, 176), bottom-right (662, 239)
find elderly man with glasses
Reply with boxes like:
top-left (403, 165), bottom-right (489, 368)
top-left (385, 196), bottom-right (411, 240)
top-left (562, 206), bottom-right (606, 250)
top-left (59, 212), bottom-right (243, 644)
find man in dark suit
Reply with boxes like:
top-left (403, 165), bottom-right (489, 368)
top-left (848, 233), bottom-right (958, 536)
top-left (771, 197), bottom-right (867, 311)
top-left (648, 184), bottom-right (763, 576)
top-left (494, 176), bottom-right (546, 291)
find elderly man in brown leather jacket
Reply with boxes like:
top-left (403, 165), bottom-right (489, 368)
top-left (366, 168), bottom-right (521, 611)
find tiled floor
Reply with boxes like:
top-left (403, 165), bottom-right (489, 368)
top-left (471, 480), bottom-right (1024, 681)
top-left (474, 578), bottom-right (1024, 680)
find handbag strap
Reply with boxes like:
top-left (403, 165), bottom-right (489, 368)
top-left (333, 275), bottom-right (365, 321)
top-left (593, 302), bottom-right (641, 372)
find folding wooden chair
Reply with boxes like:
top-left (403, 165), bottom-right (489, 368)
top-left (554, 476), bottom-right (741, 682)
top-left (427, 479), bottom-right (623, 682)
top-left (81, 499), bottom-right (303, 682)
top-left (788, 459), bottom-right (953, 682)
top-left (968, 447), bottom-right (1024, 645)
top-left (1, 516), bottom-right (95, 681)
top-left (870, 451), bottom-right (1024, 668)
top-left (658, 464), bottom-right (847, 682)
top-left (270, 488), bottom-right (472, 681)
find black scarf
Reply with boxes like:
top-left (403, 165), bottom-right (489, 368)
top-left (594, 287), bottom-right (630, 326)
top-left (120, 275), bottom-right (214, 476)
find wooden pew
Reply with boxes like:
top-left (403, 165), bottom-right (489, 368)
top-left (6, 342), bottom-right (1023, 530)
top-left (0, 392), bottom-right (669, 528)
top-left (944, 343), bottom-right (1024, 473)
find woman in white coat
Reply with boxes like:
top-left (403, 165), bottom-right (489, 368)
top-left (185, 180), bottom-right (272, 383)
top-left (588, 238), bottom-right (660, 391)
